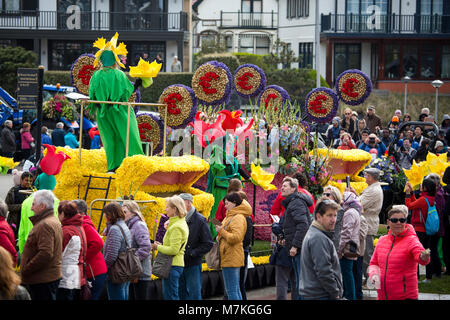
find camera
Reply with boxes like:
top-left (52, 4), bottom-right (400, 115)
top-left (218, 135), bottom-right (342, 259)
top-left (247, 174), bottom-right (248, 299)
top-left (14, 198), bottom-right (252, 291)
top-left (369, 138), bottom-right (376, 144)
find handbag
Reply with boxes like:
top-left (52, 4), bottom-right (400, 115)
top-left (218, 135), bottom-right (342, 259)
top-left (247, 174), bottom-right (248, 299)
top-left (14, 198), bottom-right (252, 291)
top-left (152, 242), bottom-right (185, 279)
top-left (109, 224), bottom-right (143, 284)
top-left (75, 226), bottom-right (91, 300)
top-left (205, 217), bottom-right (234, 270)
top-left (343, 240), bottom-right (359, 259)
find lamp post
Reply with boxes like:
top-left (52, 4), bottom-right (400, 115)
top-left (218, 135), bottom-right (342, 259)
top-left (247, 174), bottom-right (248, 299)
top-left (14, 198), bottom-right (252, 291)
top-left (403, 76), bottom-right (410, 115)
top-left (431, 80), bottom-right (443, 122)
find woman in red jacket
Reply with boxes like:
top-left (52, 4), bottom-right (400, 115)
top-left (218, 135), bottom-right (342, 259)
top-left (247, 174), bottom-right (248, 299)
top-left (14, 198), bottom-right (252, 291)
top-left (0, 200), bottom-right (17, 267)
top-left (56, 201), bottom-right (87, 300)
top-left (405, 178), bottom-right (440, 282)
top-left (369, 205), bottom-right (430, 300)
top-left (74, 200), bottom-right (107, 300)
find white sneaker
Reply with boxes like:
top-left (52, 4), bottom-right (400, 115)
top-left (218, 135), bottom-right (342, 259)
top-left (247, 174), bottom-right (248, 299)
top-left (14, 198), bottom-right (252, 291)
top-left (421, 279), bottom-right (431, 284)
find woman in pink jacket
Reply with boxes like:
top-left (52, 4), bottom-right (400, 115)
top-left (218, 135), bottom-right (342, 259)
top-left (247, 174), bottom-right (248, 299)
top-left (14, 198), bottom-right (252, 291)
top-left (369, 205), bottom-right (430, 300)
top-left (20, 122), bottom-right (34, 160)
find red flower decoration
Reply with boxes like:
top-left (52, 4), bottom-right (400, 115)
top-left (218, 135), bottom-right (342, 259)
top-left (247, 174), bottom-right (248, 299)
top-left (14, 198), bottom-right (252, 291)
top-left (138, 122), bottom-right (153, 142)
top-left (265, 93), bottom-right (280, 110)
top-left (164, 93), bottom-right (183, 115)
top-left (40, 144), bottom-right (71, 176)
top-left (78, 64), bottom-right (96, 85)
top-left (237, 72), bottom-right (254, 91)
top-left (308, 94), bottom-right (328, 114)
top-left (199, 71), bottom-right (219, 94)
top-left (341, 77), bottom-right (359, 98)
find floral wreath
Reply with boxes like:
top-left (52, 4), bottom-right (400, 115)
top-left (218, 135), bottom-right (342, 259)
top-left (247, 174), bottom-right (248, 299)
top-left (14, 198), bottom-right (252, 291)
top-left (192, 61), bottom-right (232, 106)
top-left (233, 64), bottom-right (266, 99)
top-left (136, 112), bottom-right (165, 154)
top-left (335, 69), bottom-right (372, 106)
top-left (302, 87), bottom-right (339, 123)
top-left (158, 84), bottom-right (197, 129)
top-left (257, 85), bottom-right (290, 111)
top-left (70, 53), bottom-right (99, 96)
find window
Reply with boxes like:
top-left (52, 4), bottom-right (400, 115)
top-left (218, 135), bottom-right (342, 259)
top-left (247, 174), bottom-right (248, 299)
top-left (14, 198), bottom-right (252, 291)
top-left (242, 0), bottom-right (262, 13)
top-left (334, 44), bottom-right (361, 81)
top-left (420, 44), bottom-right (436, 78)
top-left (442, 45), bottom-right (450, 78)
top-left (403, 45), bottom-right (418, 78)
top-left (384, 44), bottom-right (401, 79)
top-left (298, 42), bottom-right (313, 68)
top-left (49, 40), bottom-right (94, 71)
top-left (421, 0), bottom-right (443, 15)
top-left (238, 34), bottom-right (270, 54)
top-left (287, 0), bottom-right (309, 19)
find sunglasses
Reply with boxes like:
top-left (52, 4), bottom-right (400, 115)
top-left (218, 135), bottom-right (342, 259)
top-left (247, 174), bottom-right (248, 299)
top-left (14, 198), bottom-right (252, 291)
top-left (389, 218), bottom-right (406, 223)
top-left (324, 193), bottom-right (332, 197)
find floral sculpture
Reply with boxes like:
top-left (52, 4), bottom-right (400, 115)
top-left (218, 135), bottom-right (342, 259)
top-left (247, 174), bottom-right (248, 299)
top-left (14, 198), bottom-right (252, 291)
top-left (158, 84), bottom-right (197, 129)
top-left (257, 85), bottom-right (290, 111)
top-left (71, 53), bottom-right (99, 96)
top-left (403, 152), bottom-right (449, 189)
top-left (136, 112), bottom-right (165, 155)
top-left (303, 87), bottom-right (339, 123)
top-left (335, 69), bottom-right (372, 106)
top-left (42, 94), bottom-right (77, 121)
top-left (0, 156), bottom-right (19, 175)
top-left (233, 64), bottom-right (266, 98)
top-left (192, 61), bottom-right (232, 106)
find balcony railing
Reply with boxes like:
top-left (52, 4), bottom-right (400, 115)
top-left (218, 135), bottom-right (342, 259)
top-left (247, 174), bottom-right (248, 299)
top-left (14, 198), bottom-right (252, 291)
top-left (321, 13), bottom-right (450, 34)
top-left (220, 11), bottom-right (277, 29)
top-left (0, 10), bottom-right (187, 32)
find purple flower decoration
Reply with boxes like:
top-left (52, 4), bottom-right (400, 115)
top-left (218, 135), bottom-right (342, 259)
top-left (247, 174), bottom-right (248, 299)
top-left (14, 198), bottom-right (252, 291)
top-left (158, 84), bottom-right (198, 129)
top-left (335, 69), bottom-right (372, 106)
top-left (136, 111), bottom-right (165, 155)
top-left (233, 64), bottom-right (267, 98)
top-left (192, 60), bottom-right (232, 106)
top-left (257, 85), bottom-right (291, 110)
top-left (70, 53), bottom-right (97, 96)
top-left (303, 87), bottom-right (339, 123)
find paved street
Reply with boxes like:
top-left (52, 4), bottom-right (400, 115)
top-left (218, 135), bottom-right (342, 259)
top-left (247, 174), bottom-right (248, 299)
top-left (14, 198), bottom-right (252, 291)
top-left (0, 172), bottom-right (14, 200)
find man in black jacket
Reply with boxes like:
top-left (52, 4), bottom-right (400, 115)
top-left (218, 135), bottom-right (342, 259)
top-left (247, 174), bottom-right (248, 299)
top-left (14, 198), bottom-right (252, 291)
top-left (1, 120), bottom-right (16, 157)
top-left (51, 122), bottom-right (66, 147)
top-left (178, 193), bottom-right (213, 300)
top-left (280, 177), bottom-right (312, 299)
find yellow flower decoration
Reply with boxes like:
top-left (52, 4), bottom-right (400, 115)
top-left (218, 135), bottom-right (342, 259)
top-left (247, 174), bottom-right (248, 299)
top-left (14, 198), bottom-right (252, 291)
top-left (129, 58), bottom-right (162, 79)
top-left (250, 163), bottom-right (277, 191)
top-left (426, 152), bottom-right (449, 179)
top-left (403, 160), bottom-right (425, 189)
top-left (0, 156), bottom-right (19, 175)
top-left (93, 32), bottom-right (128, 69)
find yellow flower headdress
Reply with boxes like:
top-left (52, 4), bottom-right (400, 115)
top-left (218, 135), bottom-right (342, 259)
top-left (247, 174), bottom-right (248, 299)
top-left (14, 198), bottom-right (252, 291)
top-left (93, 32), bottom-right (128, 69)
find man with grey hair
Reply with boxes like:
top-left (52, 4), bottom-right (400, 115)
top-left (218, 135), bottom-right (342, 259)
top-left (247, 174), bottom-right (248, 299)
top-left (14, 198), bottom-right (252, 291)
top-left (349, 168), bottom-right (383, 283)
top-left (279, 176), bottom-right (312, 299)
top-left (0, 199), bottom-right (17, 266)
top-left (364, 106), bottom-right (382, 134)
top-left (178, 193), bottom-right (213, 300)
top-left (1, 119), bottom-right (16, 157)
top-left (20, 190), bottom-right (62, 300)
top-left (51, 122), bottom-right (66, 147)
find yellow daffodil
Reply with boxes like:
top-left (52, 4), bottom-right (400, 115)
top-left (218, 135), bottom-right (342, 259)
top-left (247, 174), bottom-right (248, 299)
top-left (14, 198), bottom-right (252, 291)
top-left (93, 32), bottom-right (128, 69)
top-left (403, 160), bottom-right (426, 189)
top-left (129, 58), bottom-right (162, 87)
top-left (0, 156), bottom-right (19, 174)
top-left (250, 163), bottom-right (277, 191)
top-left (425, 152), bottom-right (449, 178)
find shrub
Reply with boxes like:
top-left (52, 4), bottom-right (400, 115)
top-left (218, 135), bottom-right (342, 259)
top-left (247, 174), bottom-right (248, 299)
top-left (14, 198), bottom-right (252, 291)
top-left (0, 46), bottom-right (37, 94)
top-left (194, 53), bottom-right (240, 73)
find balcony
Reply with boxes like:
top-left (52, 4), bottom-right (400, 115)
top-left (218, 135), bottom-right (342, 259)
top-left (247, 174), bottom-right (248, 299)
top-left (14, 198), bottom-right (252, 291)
top-left (219, 11), bottom-right (277, 29)
top-left (321, 13), bottom-right (450, 35)
top-left (0, 10), bottom-right (188, 32)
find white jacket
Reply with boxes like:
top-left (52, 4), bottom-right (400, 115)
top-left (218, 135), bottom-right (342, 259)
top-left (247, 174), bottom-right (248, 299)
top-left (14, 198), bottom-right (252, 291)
top-left (359, 182), bottom-right (383, 236)
top-left (59, 236), bottom-right (81, 289)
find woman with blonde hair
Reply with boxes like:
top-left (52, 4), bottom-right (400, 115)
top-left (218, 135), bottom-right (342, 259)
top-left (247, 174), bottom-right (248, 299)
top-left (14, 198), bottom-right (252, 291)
top-left (0, 247), bottom-right (30, 300)
top-left (342, 107), bottom-right (356, 137)
top-left (122, 200), bottom-right (152, 300)
top-left (322, 185), bottom-right (344, 250)
top-left (151, 195), bottom-right (189, 300)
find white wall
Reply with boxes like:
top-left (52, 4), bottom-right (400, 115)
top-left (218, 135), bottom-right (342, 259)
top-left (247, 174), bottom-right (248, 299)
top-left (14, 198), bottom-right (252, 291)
top-left (39, 0), bottom-right (56, 11)
top-left (169, 0), bottom-right (183, 13)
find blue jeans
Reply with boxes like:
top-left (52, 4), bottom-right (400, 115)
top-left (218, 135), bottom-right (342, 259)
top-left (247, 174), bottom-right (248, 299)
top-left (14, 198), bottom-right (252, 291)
top-left (88, 273), bottom-right (107, 300)
top-left (106, 279), bottom-right (130, 300)
top-left (162, 266), bottom-right (184, 300)
top-left (340, 257), bottom-right (356, 300)
top-left (222, 267), bottom-right (242, 300)
top-left (291, 254), bottom-right (302, 300)
top-left (179, 264), bottom-right (202, 300)
top-left (27, 279), bottom-right (61, 301)
top-left (352, 256), bottom-right (364, 300)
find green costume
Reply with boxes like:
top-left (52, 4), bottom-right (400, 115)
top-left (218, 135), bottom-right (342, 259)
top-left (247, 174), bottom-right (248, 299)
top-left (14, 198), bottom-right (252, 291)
top-left (34, 172), bottom-right (57, 190)
top-left (206, 139), bottom-right (241, 239)
top-left (18, 194), bottom-right (60, 254)
top-left (89, 61), bottom-right (144, 171)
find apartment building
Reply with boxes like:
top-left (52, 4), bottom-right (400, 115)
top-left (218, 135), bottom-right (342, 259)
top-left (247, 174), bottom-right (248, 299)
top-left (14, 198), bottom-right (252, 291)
top-left (0, 0), bottom-right (192, 72)
top-left (192, 0), bottom-right (278, 55)
top-left (278, 0), bottom-right (450, 93)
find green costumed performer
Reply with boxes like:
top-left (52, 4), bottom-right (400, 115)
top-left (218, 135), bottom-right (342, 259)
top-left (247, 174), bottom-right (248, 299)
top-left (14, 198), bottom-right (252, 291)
top-left (88, 32), bottom-right (160, 172)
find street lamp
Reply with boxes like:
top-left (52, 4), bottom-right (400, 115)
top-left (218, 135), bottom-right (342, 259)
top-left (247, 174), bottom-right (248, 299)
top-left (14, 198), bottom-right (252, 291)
top-left (431, 80), bottom-right (443, 122)
top-left (403, 76), bottom-right (411, 115)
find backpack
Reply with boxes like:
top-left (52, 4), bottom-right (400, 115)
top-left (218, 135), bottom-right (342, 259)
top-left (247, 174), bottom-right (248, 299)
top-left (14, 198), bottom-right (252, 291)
top-left (421, 198), bottom-right (439, 236)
